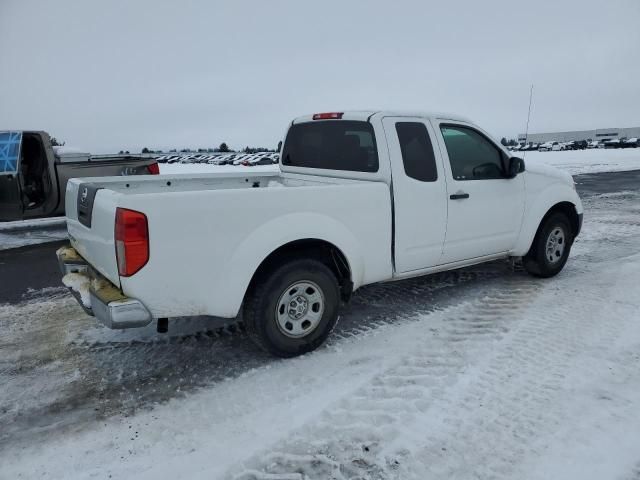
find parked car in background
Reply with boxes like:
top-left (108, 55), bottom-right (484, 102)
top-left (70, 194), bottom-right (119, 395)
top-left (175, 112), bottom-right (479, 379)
top-left (58, 110), bottom-right (583, 357)
top-left (587, 140), bottom-right (599, 149)
top-left (604, 139), bottom-right (621, 149)
top-left (538, 142), bottom-right (554, 152)
top-left (242, 153), bottom-right (278, 166)
top-left (622, 138), bottom-right (639, 148)
top-left (519, 143), bottom-right (538, 152)
top-left (233, 155), bottom-right (249, 166)
top-left (0, 130), bottom-right (159, 221)
top-left (215, 154), bottom-right (234, 165)
top-left (597, 140), bottom-right (609, 148)
top-left (563, 141), bottom-right (587, 150)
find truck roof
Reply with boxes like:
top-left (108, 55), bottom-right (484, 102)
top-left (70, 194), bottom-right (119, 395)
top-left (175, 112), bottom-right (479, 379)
top-left (292, 111), bottom-right (473, 124)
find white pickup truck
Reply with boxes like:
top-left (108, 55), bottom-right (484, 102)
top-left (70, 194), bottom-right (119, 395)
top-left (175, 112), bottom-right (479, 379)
top-left (57, 111), bottom-right (583, 357)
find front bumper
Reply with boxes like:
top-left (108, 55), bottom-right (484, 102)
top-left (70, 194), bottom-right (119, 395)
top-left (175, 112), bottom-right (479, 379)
top-left (56, 246), bottom-right (153, 329)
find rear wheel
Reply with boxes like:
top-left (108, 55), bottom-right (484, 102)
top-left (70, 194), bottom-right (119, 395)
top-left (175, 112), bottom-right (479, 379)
top-left (523, 212), bottom-right (573, 278)
top-left (243, 259), bottom-right (340, 357)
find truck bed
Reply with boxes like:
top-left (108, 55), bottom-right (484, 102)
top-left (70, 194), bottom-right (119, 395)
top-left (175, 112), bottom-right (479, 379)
top-left (67, 171), bottom-right (332, 195)
top-left (65, 171), bottom-right (393, 318)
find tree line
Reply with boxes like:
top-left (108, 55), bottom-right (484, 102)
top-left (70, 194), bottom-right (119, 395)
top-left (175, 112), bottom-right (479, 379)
top-left (140, 141), bottom-right (282, 155)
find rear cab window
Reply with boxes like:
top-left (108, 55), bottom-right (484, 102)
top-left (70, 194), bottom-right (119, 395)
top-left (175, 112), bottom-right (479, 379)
top-left (282, 121), bottom-right (379, 172)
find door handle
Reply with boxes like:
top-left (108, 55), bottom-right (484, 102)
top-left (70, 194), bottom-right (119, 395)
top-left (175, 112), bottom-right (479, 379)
top-left (449, 192), bottom-right (470, 200)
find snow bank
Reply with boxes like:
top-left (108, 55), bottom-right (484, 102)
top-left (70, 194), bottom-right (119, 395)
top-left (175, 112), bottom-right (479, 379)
top-left (61, 272), bottom-right (91, 308)
top-left (0, 217), bottom-right (65, 232)
top-left (0, 223), bottom-right (67, 251)
top-left (159, 163), bottom-right (278, 175)
top-left (520, 148), bottom-right (640, 175)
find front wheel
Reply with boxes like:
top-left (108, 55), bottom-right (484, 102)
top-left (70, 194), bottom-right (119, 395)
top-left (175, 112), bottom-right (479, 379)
top-left (523, 212), bottom-right (573, 278)
top-left (243, 259), bottom-right (340, 357)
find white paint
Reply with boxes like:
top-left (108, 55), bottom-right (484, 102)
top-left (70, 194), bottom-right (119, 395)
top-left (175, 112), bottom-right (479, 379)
top-left (382, 116), bottom-right (448, 271)
top-left (432, 119), bottom-right (528, 263)
top-left (65, 112), bottom-right (581, 320)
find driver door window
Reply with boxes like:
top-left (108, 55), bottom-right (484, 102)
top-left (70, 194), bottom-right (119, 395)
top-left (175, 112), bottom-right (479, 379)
top-left (440, 125), bottom-right (504, 180)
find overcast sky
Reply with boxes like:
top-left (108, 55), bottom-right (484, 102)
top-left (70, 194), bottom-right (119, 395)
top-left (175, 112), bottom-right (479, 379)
top-left (1, 0), bottom-right (639, 153)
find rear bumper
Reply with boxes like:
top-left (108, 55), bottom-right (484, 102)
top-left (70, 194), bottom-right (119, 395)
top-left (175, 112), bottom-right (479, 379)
top-left (56, 245), bottom-right (152, 329)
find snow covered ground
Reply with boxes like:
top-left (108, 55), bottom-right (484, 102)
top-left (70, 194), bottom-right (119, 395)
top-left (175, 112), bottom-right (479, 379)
top-left (0, 217), bottom-right (67, 250)
top-left (518, 148), bottom-right (640, 175)
top-left (1, 172), bottom-right (640, 479)
top-left (159, 163), bottom-right (278, 175)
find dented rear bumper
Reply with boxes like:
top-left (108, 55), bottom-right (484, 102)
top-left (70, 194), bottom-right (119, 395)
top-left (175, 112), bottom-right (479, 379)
top-left (56, 245), bottom-right (153, 329)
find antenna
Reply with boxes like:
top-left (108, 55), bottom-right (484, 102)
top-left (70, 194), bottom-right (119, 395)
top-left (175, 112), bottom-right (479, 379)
top-left (522, 84), bottom-right (534, 160)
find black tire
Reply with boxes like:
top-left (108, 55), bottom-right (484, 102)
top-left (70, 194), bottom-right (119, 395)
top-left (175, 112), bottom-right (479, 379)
top-left (243, 258), bottom-right (340, 357)
top-left (523, 212), bottom-right (573, 278)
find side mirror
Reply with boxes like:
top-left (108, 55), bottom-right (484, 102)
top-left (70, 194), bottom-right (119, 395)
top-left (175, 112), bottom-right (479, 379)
top-left (506, 157), bottom-right (525, 178)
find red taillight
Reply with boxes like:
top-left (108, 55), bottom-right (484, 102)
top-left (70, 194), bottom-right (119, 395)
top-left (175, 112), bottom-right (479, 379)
top-left (312, 112), bottom-right (344, 120)
top-left (115, 208), bottom-right (149, 277)
top-left (147, 162), bottom-right (160, 175)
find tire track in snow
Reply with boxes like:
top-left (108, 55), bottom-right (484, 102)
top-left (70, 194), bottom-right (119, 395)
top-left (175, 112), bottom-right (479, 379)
top-left (0, 262), bottom-right (511, 451)
top-left (229, 235), bottom-right (639, 479)
top-left (229, 277), bottom-right (543, 480)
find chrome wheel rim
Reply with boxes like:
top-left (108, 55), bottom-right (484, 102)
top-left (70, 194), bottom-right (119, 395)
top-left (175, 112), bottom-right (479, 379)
top-left (275, 281), bottom-right (325, 338)
top-left (545, 226), bottom-right (566, 264)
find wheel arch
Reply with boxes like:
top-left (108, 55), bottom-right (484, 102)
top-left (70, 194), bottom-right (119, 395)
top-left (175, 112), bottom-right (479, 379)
top-left (214, 211), bottom-right (370, 318)
top-left (516, 200), bottom-right (581, 256)
top-left (539, 201), bottom-right (580, 238)
top-left (245, 238), bottom-right (354, 304)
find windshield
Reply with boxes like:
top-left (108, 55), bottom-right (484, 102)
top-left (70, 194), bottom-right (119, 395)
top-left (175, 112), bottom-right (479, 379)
top-left (282, 120), bottom-right (378, 172)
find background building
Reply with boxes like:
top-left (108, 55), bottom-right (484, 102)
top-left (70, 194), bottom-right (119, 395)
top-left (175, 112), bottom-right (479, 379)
top-left (518, 126), bottom-right (640, 144)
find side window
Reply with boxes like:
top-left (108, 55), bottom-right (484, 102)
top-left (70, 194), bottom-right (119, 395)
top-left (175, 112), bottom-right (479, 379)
top-left (0, 131), bottom-right (22, 174)
top-left (395, 122), bottom-right (437, 182)
top-left (440, 125), bottom-right (505, 181)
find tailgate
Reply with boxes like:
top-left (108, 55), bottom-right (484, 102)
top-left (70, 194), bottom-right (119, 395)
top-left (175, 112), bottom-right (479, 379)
top-left (66, 178), bottom-right (121, 286)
